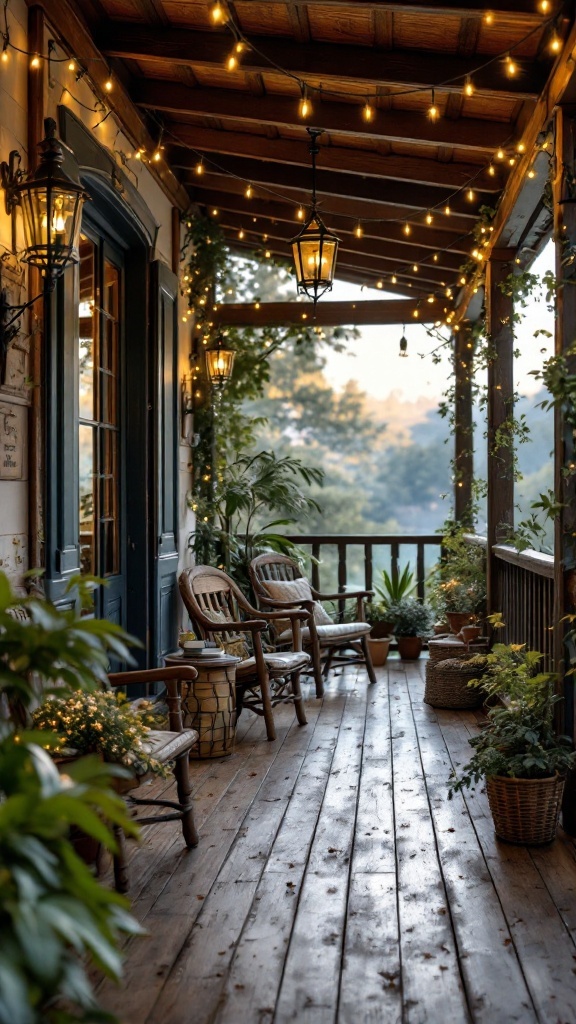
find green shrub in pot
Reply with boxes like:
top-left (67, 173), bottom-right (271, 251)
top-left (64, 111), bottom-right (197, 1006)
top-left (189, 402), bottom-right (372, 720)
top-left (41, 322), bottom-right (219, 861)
top-left (387, 598), bottom-right (433, 660)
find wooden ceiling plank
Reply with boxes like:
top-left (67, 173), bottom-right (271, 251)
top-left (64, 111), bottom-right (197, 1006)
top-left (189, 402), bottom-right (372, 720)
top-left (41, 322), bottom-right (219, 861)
top-left (212, 297), bottom-right (435, 328)
top-left (193, 170), bottom-right (476, 233)
top-left (30, 0), bottom-right (189, 210)
top-left (131, 0), bottom-right (170, 28)
top-left (198, 192), bottom-right (470, 254)
top-left (167, 129), bottom-right (498, 190)
top-left (180, 152), bottom-right (483, 215)
top-left (286, 2), bottom-right (311, 42)
top-left (136, 80), bottom-right (512, 152)
top-left (100, 24), bottom-right (545, 99)
top-left (228, 0), bottom-right (543, 18)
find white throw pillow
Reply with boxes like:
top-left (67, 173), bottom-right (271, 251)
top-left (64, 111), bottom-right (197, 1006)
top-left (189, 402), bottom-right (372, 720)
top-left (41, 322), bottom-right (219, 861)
top-left (260, 577), bottom-right (333, 632)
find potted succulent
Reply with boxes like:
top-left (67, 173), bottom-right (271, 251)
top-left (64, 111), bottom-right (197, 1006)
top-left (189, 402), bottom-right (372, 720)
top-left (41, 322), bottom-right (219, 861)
top-left (388, 597), bottom-right (433, 660)
top-left (448, 642), bottom-right (576, 844)
top-left (366, 562), bottom-right (416, 640)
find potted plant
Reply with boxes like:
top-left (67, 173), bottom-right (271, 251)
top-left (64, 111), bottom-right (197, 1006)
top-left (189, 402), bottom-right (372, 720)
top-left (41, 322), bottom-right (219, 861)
top-left (448, 642), bottom-right (576, 844)
top-left (388, 597), bottom-right (433, 660)
top-left (366, 562), bottom-right (416, 644)
top-left (428, 525), bottom-right (485, 635)
top-left (0, 570), bottom-right (142, 1023)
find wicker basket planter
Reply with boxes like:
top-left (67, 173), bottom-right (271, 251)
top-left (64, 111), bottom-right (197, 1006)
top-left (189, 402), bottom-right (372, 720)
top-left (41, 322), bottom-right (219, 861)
top-left (428, 637), bottom-right (469, 662)
top-left (424, 658), bottom-right (485, 709)
top-left (486, 774), bottom-right (565, 845)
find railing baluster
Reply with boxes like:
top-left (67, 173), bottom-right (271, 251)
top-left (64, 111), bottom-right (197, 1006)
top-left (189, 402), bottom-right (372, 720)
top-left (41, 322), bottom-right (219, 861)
top-left (365, 543), bottom-right (373, 596)
top-left (391, 541), bottom-right (399, 587)
top-left (311, 543), bottom-right (320, 593)
top-left (338, 542), bottom-right (347, 619)
top-left (417, 542), bottom-right (425, 602)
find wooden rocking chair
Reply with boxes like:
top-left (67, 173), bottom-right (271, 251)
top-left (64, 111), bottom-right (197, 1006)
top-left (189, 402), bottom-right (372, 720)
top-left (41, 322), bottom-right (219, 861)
top-left (249, 553), bottom-right (377, 697)
top-left (179, 566), bottom-right (310, 741)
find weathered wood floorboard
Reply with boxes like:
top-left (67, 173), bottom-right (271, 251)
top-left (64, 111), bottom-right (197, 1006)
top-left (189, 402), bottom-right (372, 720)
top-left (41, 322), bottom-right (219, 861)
top-left (98, 661), bottom-right (576, 1024)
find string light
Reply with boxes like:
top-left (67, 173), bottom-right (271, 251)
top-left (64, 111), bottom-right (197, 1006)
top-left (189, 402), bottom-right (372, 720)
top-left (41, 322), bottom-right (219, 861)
top-left (464, 77), bottom-right (474, 97)
top-left (425, 211), bottom-right (433, 225)
top-left (104, 75), bottom-right (113, 91)
top-left (376, 279), bottom-right (383, 289)
top-left (428, 89), bottom-right (439, 122)
top-left (296, 206), bottom-right (304, 220)
top-left (517, 141), bottom-right (526, 153)
top-left (550, 32), bottom-right (561, 53)
top-left (412, 263), bottom-right (418, 273)
top-left (299, 84), bottom-right (312, 119)
top-left (444, 204), bottom-right (451, 216)
top-left (362, 100), bottom-right (375, 122)
top-left (433, 252), bottom-right (439, 262)
top-left (528, 167), bottom-right (536, 178)
top-left (488, 164), bottom-right (495, 176)
top-left (467, 188), bottom-right (475, 202)
top-left (30, 54), bottom-right (40, 68)
top-left (226, 51), bottom-right (238, 71)
top-left (1, 47), bottom-right (8, 63)
top-left (391, 274), bottom-right (397, 284)
top-left (539, 0), bottom-right (551, 11)
top-left (245, 183), bottom-right (253, 199)
top-left (484, 11), bottom-right (494, 24)
top-left (505, 54), bottom-right (517, 76)
top-left (355, 221), bottom-right (363, 238)
top-left (403, 222), bottom-right (411, 236)
top-left (68, 59), bottom-right (75, 71)
top-left (210, 1), bottom-right (227, 23)
top-left (496, 149), bottom-right (505, 160)
top-left (238, 228), bottom-right (245, 239)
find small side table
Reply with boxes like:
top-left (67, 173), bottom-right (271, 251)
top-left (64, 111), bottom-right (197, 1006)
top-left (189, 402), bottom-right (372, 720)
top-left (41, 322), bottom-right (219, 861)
top-left (164, 651), bottom-right (240, 759)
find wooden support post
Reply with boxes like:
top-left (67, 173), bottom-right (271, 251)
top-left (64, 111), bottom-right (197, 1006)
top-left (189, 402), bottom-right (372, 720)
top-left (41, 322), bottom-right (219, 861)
top-left (27, 5), bottom-right (45, 571)
top-left (485, 250), bottom-right (515, 617)
top-left (454, 327), bottom-right (474, 525)
top-left (553, 107), bottom-right (576, 741)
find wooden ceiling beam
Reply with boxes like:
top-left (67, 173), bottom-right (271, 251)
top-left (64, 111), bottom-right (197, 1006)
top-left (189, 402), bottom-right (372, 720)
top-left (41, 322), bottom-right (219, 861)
top-left (135, 80), bottom-right (512, 153)
top-left (213, 209), bottom-right (464, 272)
top-left (167, 130), bottom-right (498, 192)
top-left (229, 0), bottom-right (542, 19)
top-left (196, 191), bottom-right (470, 256)
top-left (29, 0), bottom-right (189, 210)
top-left (100, 23), bottom-right (545, 99)
top-left (190, 173), bottom-right (475, 234)
top-left (179, 154), bottom-right (482, 216)
top-left (212, 297), bottom-right (435, 328)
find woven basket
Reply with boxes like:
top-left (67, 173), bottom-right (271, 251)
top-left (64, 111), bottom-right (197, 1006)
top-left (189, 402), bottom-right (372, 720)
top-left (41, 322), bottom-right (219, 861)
top-left (424, 658), bottom-right (485, 709)
top-left (486, 774), bottom-right (565, 845)
top-left (428, 637), bottom-right (469, 662)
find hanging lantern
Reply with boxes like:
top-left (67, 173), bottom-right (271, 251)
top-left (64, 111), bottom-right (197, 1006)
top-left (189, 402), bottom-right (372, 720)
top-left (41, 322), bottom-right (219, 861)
top-left (15, 117), bottom-right (88, 279)
top-left (206, 335), bottom-right (235, 388)
top-left (399, 328), bottom-right (408, 357)
top-left (291, 128), bottom-right (339, 305)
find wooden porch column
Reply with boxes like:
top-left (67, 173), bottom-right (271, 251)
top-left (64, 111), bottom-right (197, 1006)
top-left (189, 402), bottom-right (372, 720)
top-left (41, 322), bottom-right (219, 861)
top-left (485, 250), bottom-right (515, 617)
top-left (553, 106), bottom-right (576, 740)
top-left (453, 327), bottom-right (474, 526)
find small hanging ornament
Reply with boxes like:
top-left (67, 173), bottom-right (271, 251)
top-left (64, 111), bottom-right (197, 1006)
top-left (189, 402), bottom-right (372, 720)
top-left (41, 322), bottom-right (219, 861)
top-left (399, 326), bottom-right (408, 358)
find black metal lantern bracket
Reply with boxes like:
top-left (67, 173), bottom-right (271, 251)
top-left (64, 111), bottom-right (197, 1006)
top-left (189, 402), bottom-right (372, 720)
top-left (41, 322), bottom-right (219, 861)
top-left (0, 117), bottom-right (88, 385)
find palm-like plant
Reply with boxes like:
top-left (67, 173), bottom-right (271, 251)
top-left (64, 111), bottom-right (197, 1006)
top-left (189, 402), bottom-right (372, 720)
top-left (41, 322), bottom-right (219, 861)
top-left (191, 451), bottom-right (323, 591)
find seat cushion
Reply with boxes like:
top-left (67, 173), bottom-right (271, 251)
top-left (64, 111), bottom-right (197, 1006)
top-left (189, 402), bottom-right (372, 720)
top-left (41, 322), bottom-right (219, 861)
top-left (277, 621), bottom-right (372, 645)
top-left (143, 728), bottom-right (199, 764)
top-left (236, 650), bottom-right (310, 679)
top-left (260, 577), bottom-right (333, 632)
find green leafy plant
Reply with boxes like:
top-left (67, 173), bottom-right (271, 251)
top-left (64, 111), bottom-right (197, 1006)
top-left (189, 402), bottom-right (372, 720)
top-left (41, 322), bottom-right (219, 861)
top-left (428, 523), bottom-right (485, 617)
top-left (33, 690), bottom-right (167, 777)
top-left (190, 450), bottom-right (323, 591)
top-left (374, 563), bottom-right (416, 607)
top-left (387, 597), bottom-right (433, 637)
top-left (449, 642), bottom-right (576, 794)
top-left (0, 571), bottom-right (142, 1024)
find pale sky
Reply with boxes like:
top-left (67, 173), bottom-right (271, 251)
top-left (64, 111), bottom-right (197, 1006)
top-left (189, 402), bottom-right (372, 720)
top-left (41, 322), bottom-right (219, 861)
top-left (322, 240), bottom-right (555, 403)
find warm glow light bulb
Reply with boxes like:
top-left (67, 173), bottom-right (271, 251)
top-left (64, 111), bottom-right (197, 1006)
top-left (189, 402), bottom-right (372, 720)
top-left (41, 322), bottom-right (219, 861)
top-left (464, 77), bottom-right (474, 97)
top-left (403, 222), bottom-right (411, 236)
top-left (428, 102), bottom-right (439, 122)
top-left (506, 55), bottom-right (517, 76)
top-left (426, 211), bottom-right (433, 225)
top-left (528, 167), bottom-right (536, 178)
top-left (299, 95), bottom-right (311, 118)
top-left (484, 10), bottom-right (494, 24)
top-left (1, 49), bottom-right (8, 63)
top-left (355, 222), bottom-right (363, 238)
top-left (539, 0), bottom-right (551, 10)
top-left (444, 204), bottom-right (451, 216)
top-left (412, 263), bottom-right (418, 273)
top-left (550, 33), bottom-right (561, 53)
top-left (245, 184), bottom-right (253, 199)
top-left (211, 1), bottom-right (227, 23)
top-left (488, 164), bottom-right (495, 176)
top-left (433, 252), bottom-right (439, 262)
top-left (68, 59), bottom-right (76, 71)
top-left (391, 274), bottom-right (397, 284)
top-left (226, 53), bottom-right (237, 71)
top-left (152, 149), bottom-right (161, 162)
top-left (467, 188), bottom-right (475, 201)
top-left (296, 206), bottom-right (304, 220)
top-left (30, 54), bottom-right (40, 68)
top-left (362, 101), bottom-right (374, 122)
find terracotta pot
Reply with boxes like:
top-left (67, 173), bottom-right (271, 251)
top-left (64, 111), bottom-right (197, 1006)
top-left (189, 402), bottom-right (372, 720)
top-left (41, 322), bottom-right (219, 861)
top-left (460, 624), bottom-right (482, 645)
top-left (397, 636), bottom-right (423, 660)
top-left (367, 636), bottom-right (391, 667)
top-left (446, 611), bottom-right (475, 635)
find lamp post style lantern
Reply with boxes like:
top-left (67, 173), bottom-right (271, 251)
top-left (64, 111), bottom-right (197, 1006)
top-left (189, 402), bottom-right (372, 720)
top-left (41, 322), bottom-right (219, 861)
top-left (291, 128), bottom-right (339, 305)
top-left (206, 335), bottom-right (235, 388)
top-left (16, 117), bottom-right (88, 279)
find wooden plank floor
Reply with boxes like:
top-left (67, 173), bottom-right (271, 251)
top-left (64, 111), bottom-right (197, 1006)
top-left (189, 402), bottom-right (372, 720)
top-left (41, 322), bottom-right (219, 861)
top-left (97, 658), bottom-right (576, 1024)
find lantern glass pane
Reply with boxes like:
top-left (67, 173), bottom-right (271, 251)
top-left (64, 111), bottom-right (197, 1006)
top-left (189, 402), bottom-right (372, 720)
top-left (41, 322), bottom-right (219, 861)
top-left (20, 183), bottom-right (83, 273)
top-left (206, 347), bottom-right (235, 385)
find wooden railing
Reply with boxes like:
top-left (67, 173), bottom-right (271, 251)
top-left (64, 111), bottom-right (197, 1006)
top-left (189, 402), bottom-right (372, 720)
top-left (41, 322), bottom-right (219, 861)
top-left (284, 534), bottom-right (443, 599)
top-left (492, 544), bottom-right (555, 664)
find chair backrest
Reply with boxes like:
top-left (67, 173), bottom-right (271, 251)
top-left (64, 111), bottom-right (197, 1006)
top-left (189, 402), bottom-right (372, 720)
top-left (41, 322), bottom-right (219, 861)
top-left (249, 553), bottom-right (304, 603)
top-left (179, 566), bottom-right (246, 642)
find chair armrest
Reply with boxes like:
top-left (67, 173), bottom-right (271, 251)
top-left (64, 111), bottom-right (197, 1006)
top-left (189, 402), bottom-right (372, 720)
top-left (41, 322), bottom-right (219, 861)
top-left (258, 595), bottom-right (315, 612)
top-left (256, 607), bottom-right (310, 622)
top-left (311, 589), bottom-right (373, 601)
top-left (108, 666), bottom-right (199, 733)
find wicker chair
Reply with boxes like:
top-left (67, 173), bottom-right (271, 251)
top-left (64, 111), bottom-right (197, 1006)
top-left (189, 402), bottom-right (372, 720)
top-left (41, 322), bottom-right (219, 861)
top-left (249, 553), bottom-right (376, 698)
top-left (179, 566), bottom-right (310, 741)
